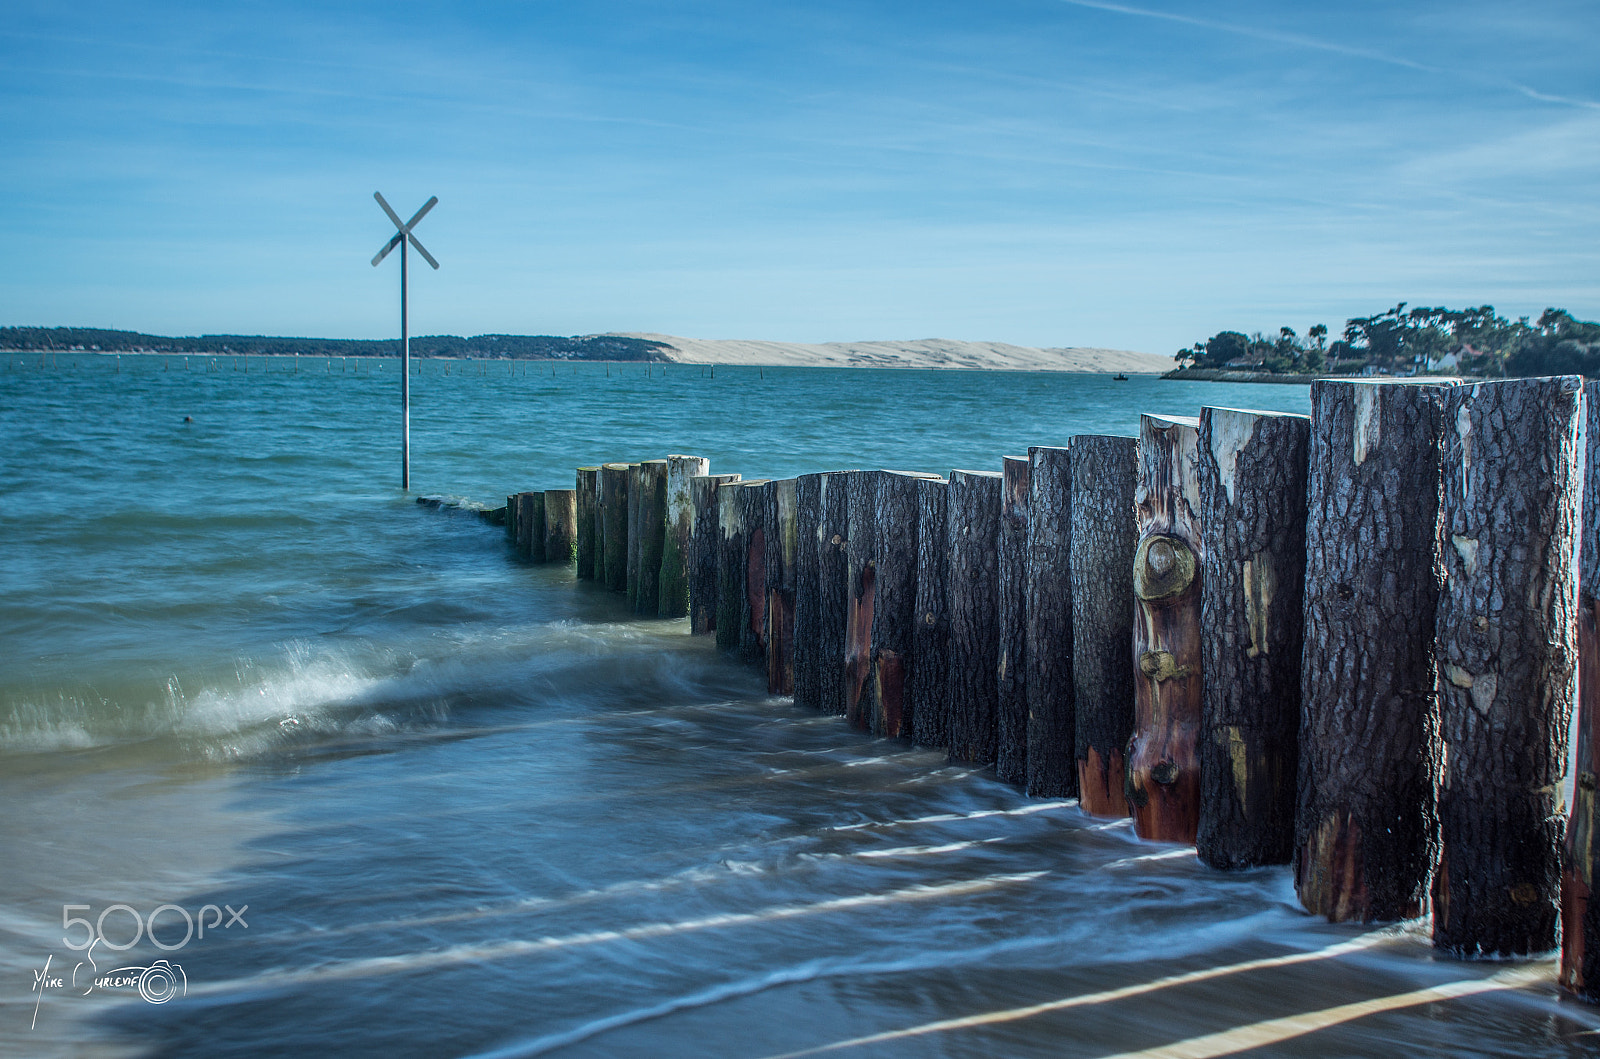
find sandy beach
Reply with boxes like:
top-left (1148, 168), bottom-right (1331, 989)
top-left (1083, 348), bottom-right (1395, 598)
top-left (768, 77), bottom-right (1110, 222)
top-left (618, 333), bottom-right (1170, 373)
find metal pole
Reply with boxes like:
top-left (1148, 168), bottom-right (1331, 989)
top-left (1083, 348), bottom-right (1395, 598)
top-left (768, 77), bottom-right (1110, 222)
top-left (401, 232), bottom-right (410, 491)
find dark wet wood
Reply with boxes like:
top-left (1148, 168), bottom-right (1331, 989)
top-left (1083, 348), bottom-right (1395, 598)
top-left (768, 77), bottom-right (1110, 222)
top-left (576, 467), bottom-right (600, 579)
top-left (764, 478), bottom-right (799, 695)
top-left (1564, 380), bottom-right (1600, 998)
top-left (817, 471), bottom-right (853, 716)
top-left (1433, 377), bottom-right (1580, 957)
top-left (868, 471), bottom-right (934, 738)
top-left (845, 471), bottom-right (885, 729)
top-left (1297, 380), bottom-right (1448, 923)
top-left (543, 489), bottom-right (578, 565)
top-left (946, 469), bottom-right (1003, 766)
top-left (1025, 445), bottom-right (1075, 799)
top-left (689, 474), bottom-right (739, 635)
top-left (910, 477), bottom-right (950, 749)
top-left (600, 463), bottom-right (631, 593)
top-left (997, 455), bottom-right (1030, 786)
top-left (1071, 435), bottom-right (1137, 818)
top-left (737, 480), bottom-right (770, 667)
top-left (1195, 408), bottom-right (1309, 870)
top-left (635, 460), bottom-right (669, 615)
top-left (792, 472), bottom-right (829, 711)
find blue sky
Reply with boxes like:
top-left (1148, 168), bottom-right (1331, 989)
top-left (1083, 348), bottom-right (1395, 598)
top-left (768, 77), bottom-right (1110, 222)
top-left (2, 0), bottom-right (1596, 352)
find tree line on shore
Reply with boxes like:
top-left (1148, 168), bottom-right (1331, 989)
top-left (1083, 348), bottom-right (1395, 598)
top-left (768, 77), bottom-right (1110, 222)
top-left (1173, 304), bottom-right (1600, 378)
top-left (0, 327), bottom-right (673, 362)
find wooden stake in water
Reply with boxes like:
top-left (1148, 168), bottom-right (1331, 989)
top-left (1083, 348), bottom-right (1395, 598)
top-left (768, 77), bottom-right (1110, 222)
top-left (371, 191), bottom-right (439, 492)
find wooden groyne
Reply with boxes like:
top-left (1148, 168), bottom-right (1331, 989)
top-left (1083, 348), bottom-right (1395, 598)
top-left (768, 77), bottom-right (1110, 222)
top-left (479, 375), bottom-right (1599, 986)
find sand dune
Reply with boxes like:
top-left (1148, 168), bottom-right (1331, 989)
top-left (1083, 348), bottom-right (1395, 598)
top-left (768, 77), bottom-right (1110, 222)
top-left (614, 333), bottom-right (1168, 373)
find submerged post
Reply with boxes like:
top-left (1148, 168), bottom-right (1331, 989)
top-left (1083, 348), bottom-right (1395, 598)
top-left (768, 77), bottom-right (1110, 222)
top-left (369, 192), bottom-right (437, 491)
top-left (1297, 380), bottom-right (1448, 923)
top-left (1071, 435), bottom-right (1138, 818)
top-left (1195, 407), bottom-right (1310, 870)
top-left (1433, 377), bottom-right (1580, 957)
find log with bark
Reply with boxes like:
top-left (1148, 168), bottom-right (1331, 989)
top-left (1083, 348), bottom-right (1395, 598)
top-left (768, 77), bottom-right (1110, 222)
top-left (1025, 445), bottom-right (1075, 798)
top-left (600, 463), bottom-right (631, 592)
top-left (911, 477), bottom-right (950, 750)
top-left (845, 470), bottom-right (885, 730)
top-left (1071, 435), bottom-right (1138, 818)
top-left (689, 473), bottom-right (739, 635)
top-left (1433, 377), bottom-right (1580, 957)
top-left (1296, 380), bottom-right (1448, 923)
top-left (660, 456), bottom-right (710, 618)
top-left (543, 489), bottom-right (577, 565)
top-left (1195, 408), bottom-right (1309, 869)
top-left (635, 459), bottom-right (669, 615)
top-left (1564, 380), bottom-right (1600, 998)
top-left (868, 471), bottom-right (935, 738)
top-left (576, 467), bottom-right (600, 579)
top-left (998, 455), bottom-right (1031, 786)
top-left (764, 478), bottom-right (799, 695)
top-left (946, 469), bottom-right (1003, 765)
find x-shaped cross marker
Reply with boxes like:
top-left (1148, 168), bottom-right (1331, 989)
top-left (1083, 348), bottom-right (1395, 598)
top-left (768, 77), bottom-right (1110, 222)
top-left (371, 192), bottom-right (440, 269)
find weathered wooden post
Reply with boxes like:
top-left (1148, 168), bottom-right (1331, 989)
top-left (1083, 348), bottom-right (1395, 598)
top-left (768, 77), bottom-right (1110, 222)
top-left (1297, 380), bottom-right (1448, 923)
top-left (1432, 377), bottom-right (1580, 956)
top-left (660, 455), bottom-right (710, 618)
top-left (1025, 445), bottom-right (1074, 798)
top-left (764, 478), bottom-right (799, 695)
top-left (600, 463), bottom-right (631, 592)
top-left (576, 467), bottom-right (600, 579)
top-left (867, 471), bottom-right (932, 738)
top-left (1195, 407), bottom-right (1310, 869)
top-left (1563, 380), bottom-right (1600, 998)
top-left (845, 470), bottom-right (885, 729)
top-left (689, 473), bottom-right (739, 634)
top-left (946, 469), bottom-right (1003, 765)
top-left (506, 493), bottom-right (519, 544)
top-left (791, 472), bottom-right (831, 712)
top-left (738, 479), bottom-right (770, 667)
top-left (1072, 435), bottom-right (1138, 818)
top-left (592, 472), bottom-right (608, 584)
top-left (911, 477), bottom-right (950, 748)
top-left (635, 459), bottom-right (669, 616)
top-left (517, 491), bottom-right (546, 562)
top-left (998, 455), bottom-right (1031, 786)
top-left (626, 462), bottom-right (646, 606)
top-left (1128, 414), bottom-right (1205, 842)
top-left (816, 472), bottom-right (853, 716)
top-left (543, 488), bottom-right (578, 565)
top-left (716, 480), bottom-right (747, 652)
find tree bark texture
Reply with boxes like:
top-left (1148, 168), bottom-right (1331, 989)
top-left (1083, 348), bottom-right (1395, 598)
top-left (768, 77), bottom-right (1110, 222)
top-left (737, 480), bottom-right (770, 667)
top-left (543, 489), bottom-right (577, 565)
top-left (1563, 380), bottom-right (1600, 999)
top-left (600, 463), bottom-right (631, 593)
top-left (946, 470), bottom-right (1003, 766)
top-left (576, 467), bottom-right (600, 579)
top-left (998, 455), bottom-right (1031, 786)
top-left (816, 471), bottom-right (853, 716)
top-left (660, 455), bottom-right (710, 618)
top-left (1026, 445), bottom-right (1075, 799)
top-left (1195, 408), bottom-right (1309, 870)
top-left (1296, 380), bottom-right (1448, 923)
top-left (868, 471), bottom-right (934, 738)
top-left (1432, 377), bottom-right (1580, 957)
top-left (791, 472), bottom-right (828, 711)
top-left (689, 474), bottom-right (738, 635)
top-left (911, 478), bottom-right (950, 750)
top-left (1072, 435), bottom-right (1138, 818)
top-left (845, 471), bottom-right (885, 730)
top-left (635, 460), bottom-right (669, 615)
top-left (1129, 414), bottom-right (1204, 843)
top-left (626, 462), bottom-right (645, 606)
top-left (764, 478), bottom-right (799, 695)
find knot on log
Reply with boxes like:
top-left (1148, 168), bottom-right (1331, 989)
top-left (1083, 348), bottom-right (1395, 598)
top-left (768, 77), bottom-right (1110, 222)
top-left (1151, 759), bottom-right (1179, 786)
top-left (1133, 535), bottom-right (1195, 601)
top-left (1138, 649), bottom-right (1191, 682)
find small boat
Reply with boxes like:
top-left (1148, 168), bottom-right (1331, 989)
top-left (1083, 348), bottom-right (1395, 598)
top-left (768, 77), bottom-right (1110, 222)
top-left (1113, 372), bottom-right (1129, 381)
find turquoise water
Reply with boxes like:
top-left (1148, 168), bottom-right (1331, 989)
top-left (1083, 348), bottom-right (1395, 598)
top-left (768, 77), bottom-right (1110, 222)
top-left (1, 353), bottom-right (1593, 1057)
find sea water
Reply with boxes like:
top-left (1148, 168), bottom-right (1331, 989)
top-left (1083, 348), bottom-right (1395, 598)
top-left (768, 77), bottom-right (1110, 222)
top-left (1, 353), bottom-right (1594, 1057)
